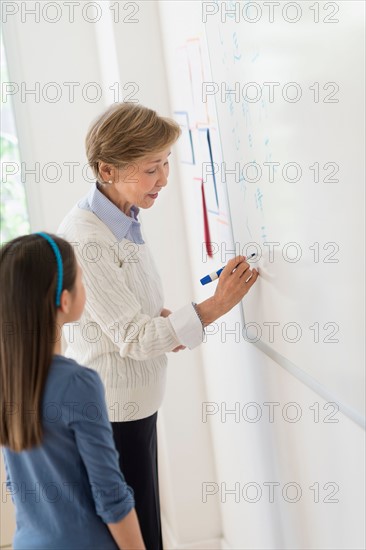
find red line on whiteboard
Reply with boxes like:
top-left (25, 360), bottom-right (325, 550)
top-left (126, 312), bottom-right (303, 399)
top-left (195, 177), bottom-right (213, 258)
top-left (194, 177), bottom-right (213, 257)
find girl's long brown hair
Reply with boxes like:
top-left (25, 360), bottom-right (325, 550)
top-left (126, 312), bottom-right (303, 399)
top-left (0, 233), bottom-right (77, 451)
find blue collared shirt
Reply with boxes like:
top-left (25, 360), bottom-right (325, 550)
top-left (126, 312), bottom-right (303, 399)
top-left (78, 182), bottom-right (145, 244)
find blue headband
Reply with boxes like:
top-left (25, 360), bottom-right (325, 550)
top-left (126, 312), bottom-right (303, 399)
top-left (36, 232), bottom-right (63, 307)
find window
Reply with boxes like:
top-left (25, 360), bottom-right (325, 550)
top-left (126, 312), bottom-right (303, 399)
top-left (0, 29), bottom-right (30, 243)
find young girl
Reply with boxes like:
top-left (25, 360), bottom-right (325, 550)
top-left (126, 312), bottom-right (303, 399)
top-left (0, 233), bottom-right (145, 549)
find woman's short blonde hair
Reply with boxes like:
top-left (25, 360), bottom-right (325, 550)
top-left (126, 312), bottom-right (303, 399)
top-left (85, 102), bottom-right (182, 182)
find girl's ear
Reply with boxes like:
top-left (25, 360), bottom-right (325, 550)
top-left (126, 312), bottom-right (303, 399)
top-left (59, 289), bottom-right (72, 314)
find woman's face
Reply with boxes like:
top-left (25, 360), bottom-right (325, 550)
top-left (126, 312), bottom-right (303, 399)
top-left (115, 147), bottom-right (171, 209)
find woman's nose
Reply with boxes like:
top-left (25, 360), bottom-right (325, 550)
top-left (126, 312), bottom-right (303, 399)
top-left (157, 170), bottom-right (168, 187)
top-left (158, 177), bottom-right (167, 187)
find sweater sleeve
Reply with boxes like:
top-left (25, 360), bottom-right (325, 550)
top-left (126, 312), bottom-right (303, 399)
top-left (62, 367), bottom-right (135, 524)
top-left (169, 303), bottom-right (204, 349)
top-left (71, 237), bottom-right (200, 360)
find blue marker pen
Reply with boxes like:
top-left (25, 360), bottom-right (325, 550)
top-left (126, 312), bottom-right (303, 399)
top-left (200, 253), bottom-right (256, 285)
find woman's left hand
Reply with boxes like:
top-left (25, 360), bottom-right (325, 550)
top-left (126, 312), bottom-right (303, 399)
top-left (160, 308), bottom-right (186, 352)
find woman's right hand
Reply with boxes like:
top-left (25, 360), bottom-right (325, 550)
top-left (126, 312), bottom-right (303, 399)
top-left (196, 256), bottom-right (259, 326)
top-left (213, 255), bottom-right (259, 316)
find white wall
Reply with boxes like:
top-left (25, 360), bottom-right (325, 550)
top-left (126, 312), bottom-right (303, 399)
top-left (200, 315), bottom-right (365, 549)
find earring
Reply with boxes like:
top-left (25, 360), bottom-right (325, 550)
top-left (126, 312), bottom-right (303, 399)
top-left (108, 180), bottom-right (112, 184)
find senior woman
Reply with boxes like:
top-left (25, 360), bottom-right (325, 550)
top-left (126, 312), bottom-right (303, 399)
top-left (58, 102), bottom-right (258, 549)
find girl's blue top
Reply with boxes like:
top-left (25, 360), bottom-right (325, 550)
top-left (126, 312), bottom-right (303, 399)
top-left (2, 355), bottom-right (135, 549)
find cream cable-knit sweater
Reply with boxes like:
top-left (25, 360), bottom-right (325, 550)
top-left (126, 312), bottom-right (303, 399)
top-left (58, 205), bottom-right (203, 421)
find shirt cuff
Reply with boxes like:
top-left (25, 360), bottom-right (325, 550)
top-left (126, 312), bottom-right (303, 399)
top-left (168, 303), bottom-right (204, 350)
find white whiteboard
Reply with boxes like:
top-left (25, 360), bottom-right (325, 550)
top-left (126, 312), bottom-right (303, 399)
top-left (204, 1), bottom-right (365, 423)
top-left (158, 1), bottom-right (365, 426)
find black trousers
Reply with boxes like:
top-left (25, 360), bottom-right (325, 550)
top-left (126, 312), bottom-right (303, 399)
top-left (111, 413), bottom-right (163, 550)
